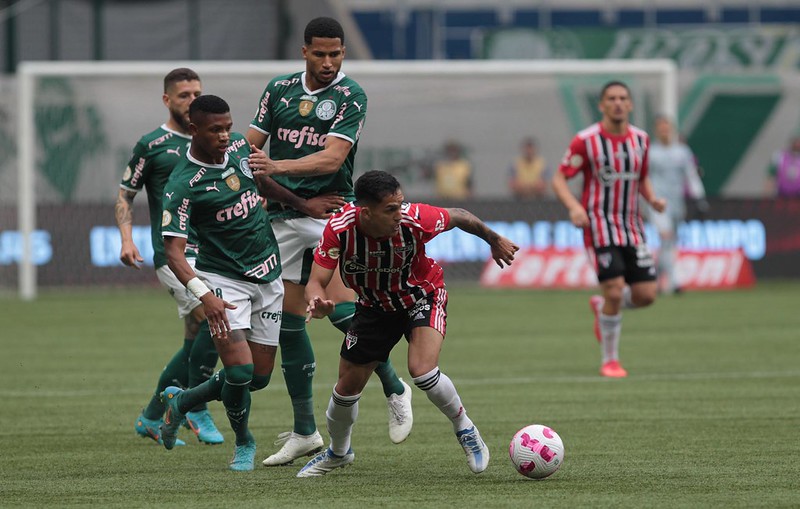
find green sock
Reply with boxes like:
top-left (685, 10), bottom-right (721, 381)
top-left (221, 364), bottom-right (255, 446)
top-left (280, 313), bottom-right (317, 436)
top-left (188, 321), bottom-right (218, 412)
top-left (142, 339), bottom-right (192, 420)
top-left (330, 302), bottom-right (405, 397)
top-left (175, 370), bottom-right (225, 414)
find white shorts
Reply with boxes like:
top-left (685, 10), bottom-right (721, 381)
top-left (272, 217), bottom-right (328, 284)
top-left (195, 269), bottom-right (284, 346)
top-left (156, 257), bottom-right (201, 319)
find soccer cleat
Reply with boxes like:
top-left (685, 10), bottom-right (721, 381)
top-left (589, 295), bottom-right (604, 343)
top-left (229, 441), bottom-right (257, 471)
top-left (600, 360), bottom-right (628, 378)
top-left (387, 379), bottom-right (413, 444)
top-left (134, 413), bottom-right (186, 447)
top-left (456, 426), bottom-right (490, 474)
top-left (262, 430), bottom-right (324, 466)
top-left (185, 409), bottom-right (225, 444)
top-left (296, 447), bottom-right (355, 478)
top-left (159, 386), bottom-right (186, 450)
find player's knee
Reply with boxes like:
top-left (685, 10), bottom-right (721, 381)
top-left (633, 292), bottom-right (656, 308)
top-left (225, 363), bottom-right (254, 386)
top-left (249, 373), bottom-right (271, 392)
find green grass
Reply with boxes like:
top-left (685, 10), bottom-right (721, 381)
top-left (2, 283), bottom-right (799, 508)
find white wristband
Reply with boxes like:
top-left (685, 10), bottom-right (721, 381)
top-left (186, 277), bottom-right (211, 299)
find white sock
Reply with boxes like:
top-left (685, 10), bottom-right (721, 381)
top-left (599, 312), bottom-right (623, 364)
top-left (326, 388), bottom-right (360, 456)
top-left (413, 367), bottom-right (472, 432)
top-left (622, 286), bottom-right (636, 309)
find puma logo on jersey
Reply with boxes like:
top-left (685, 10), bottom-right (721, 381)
top-left (353, 101), bottom-right (363, 112)
top-left (167, 147), bottom-right (181, 157)
top-left (165, 192), bottom-right (174, 200)
top-left (206, 182), bottom-right (220, 193)
top-left (280, 97), bottom-right (292, 108)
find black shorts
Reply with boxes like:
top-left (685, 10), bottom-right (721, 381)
top-left (592, 245), bottom-right (657, 284)
top-left (340, 290), bottom-right (448, 365)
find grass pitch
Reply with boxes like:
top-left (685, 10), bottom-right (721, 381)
top-left (2, 282), bottom-right (799, 508)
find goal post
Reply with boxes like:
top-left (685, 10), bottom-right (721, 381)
top-left (15, 59), bottom-right (677, 299)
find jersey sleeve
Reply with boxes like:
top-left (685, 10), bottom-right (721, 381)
top-left (161, 180), bottom-right (191, 239)
top-left (120, 139), bottom-right (151, 192)
top-left (557, 135), bottom-right (588, 179)
top-left (249, 82), bottom-right (274, 135)
top-left (639, 137), bottom-right (650, 181)
top-left (313, 220), bottom-right (342, 270)
top-left (410, 203), bottom-right (450, 243)
top-left (327, 89), bottom-right (367, 145)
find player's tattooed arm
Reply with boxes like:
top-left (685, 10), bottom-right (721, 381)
top-left (446, 207), bottom-right (519, 268)
top-left (115, 189), bottom-right (143, 269)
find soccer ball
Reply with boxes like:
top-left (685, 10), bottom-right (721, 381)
top-left (509, 424), bottom-right (565, 479)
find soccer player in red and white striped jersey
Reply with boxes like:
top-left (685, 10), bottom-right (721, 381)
top-left (296, 170), bottom-right (518, 477)
top-left (552, 81), bottom-right (667, 378)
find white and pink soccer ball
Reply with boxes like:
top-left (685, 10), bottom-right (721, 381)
top-left (509, 424), bottom-right (565, 479)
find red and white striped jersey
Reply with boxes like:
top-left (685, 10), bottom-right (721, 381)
top-left (314, 202), bottom-right (450, 311)
top-left (558, 122), bottom-right (650, 248)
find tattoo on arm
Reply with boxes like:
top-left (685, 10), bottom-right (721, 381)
top-left (115, 191), bottom-right (135, 226)
top-left (448, 208), bottom-right (499, 244)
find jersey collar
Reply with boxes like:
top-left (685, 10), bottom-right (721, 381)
top-left (187, 150), bottom-right (229, 169)
top-left (301, 71), bottom-right (346, 95)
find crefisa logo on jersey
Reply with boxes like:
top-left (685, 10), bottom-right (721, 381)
top-left (316, 99), bottom-right (337, 120)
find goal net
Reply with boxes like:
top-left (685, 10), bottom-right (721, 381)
top-left (8, 60), bottom-right (676, 298)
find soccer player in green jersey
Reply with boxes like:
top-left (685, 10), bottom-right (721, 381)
top-left (246, 17), bottom-right (413, 466)
top-left (159, 95), bottom-right (283, 471)
top-left (115, 68), bottom-right (223, 447)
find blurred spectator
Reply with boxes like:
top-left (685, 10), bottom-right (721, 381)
top-left (434, 140), bottom-right (473, 200)
top-left (765, 136), bottom-right (800, 198)
top-left (648, 115), bottom-right (707, 295)
top-left (508, 137), bottom-right (549, 199)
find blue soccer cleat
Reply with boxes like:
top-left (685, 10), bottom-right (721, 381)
top-left (135, 412), bottom-right (185, 447)
top-left (185, 409), bottom-right (225, 445)
top-left (296, 448), bottom-right (355, 478)
top-left (158, 387), bottom-right (186, 450)
top-left (456, 426), bottom-right (490, 474)
top-left (229, 441), bottom-right (257, 471)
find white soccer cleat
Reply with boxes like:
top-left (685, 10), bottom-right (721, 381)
top-left (456, 425), bottom-right (490, 474)
top-left (387, 378), bottom-right (413, 444)
top-left (296, 447), bottom-right (355, 478)
top-left (261, 430), bottom-right (324, 466)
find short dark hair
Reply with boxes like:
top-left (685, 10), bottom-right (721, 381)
top-left (355, 170), bottom-right (401, 206)
top-left (163, 68), bottom-right (200, 93)
top-left (304, 17), bottom-right (345, 45)
top-left (600, 80), bottom-right (630, 99)
top-left (189, 95), bottom-right (229, 122)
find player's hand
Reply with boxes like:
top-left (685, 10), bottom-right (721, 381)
top-left (201, 293), bottom-right (237, 339)
top-left (119, 240), bottom-right (143, 270)
top-left (305, 296), bottom-right (336, 322)
top-left (490, 236), bottom-right (519, 268)
top-left (568, 205), bottom-right (590, 228)
top-left (650, 197), bottom-right (667, 213)
top-left (302, 193), bottom-right (346, 219)
top-left (247, 144), bottom-right (268, 172)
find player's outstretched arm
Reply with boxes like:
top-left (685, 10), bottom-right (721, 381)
top-left (446, 207), bottom-right (519, 268)
top-left (164, 236), bottom-right (236, 339)
top-left (304, 262), bottom-right (337, 322)
top-left (115, 188), bottom-right (143, 269)
top-left (255, 136), bottom-right (352, 178)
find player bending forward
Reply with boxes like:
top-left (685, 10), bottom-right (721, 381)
top-left (295, 170), bottom-right (518, 477)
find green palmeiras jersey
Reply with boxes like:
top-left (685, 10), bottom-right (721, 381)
top-left (120, 124), bottom-right (199, 268)
top-left (161, 133), bottom-right (281, 284)
top-left (249, 71), bottom-right (367, 220)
